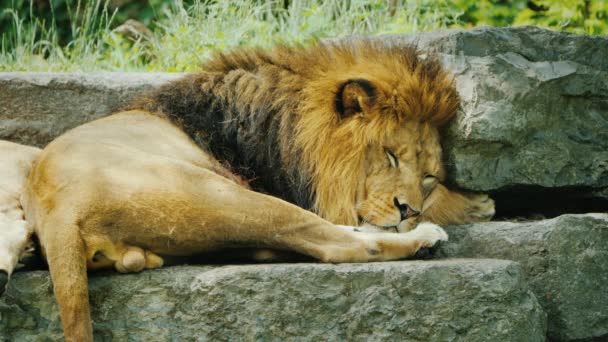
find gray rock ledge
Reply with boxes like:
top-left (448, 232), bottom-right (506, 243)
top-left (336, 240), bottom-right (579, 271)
top-left (439, 213), bottom-right (608, 341)
top-left (0, 259), bottom-right (546, 341)
top-left (0, 72), bottom-right (184, 147)
top-left (392, 26), bottom-right (608, 199)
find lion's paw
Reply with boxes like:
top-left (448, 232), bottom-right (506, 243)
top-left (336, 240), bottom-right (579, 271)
top-left (115, 248), bottom-right (146, 273)
top-left (409, 223), bottom-right (448, 259)
top-left (464, 193), bottom-right (495, 222)
top-left (410, 222), bottom-right (448, 248)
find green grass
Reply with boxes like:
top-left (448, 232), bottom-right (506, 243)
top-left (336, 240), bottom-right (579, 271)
top-left (0, 0), bottom-right (461, 72)
top-left (1, 0), bottom-right (606, 72)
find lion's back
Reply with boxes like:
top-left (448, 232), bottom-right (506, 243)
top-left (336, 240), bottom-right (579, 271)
top-left (22, 111), bottom-right (227, 228)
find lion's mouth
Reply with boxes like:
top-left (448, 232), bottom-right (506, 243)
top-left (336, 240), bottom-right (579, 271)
top-left (357, 220), bottom-right (399, 233)
top-left (357, 215), bottom-right (407, 233)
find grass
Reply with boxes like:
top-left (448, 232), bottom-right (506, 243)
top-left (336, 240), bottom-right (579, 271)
top-left (0, 0), bottom-right (606, 72)
top-left (0, 0), bottom-right (463, 72)
top-left (0, 0), bottom-right (117, 71)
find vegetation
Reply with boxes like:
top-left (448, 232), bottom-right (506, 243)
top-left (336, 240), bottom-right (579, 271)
top-left (1, 0), bottom-right (606, 72)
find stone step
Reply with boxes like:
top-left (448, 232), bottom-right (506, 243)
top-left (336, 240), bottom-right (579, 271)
top-left (0, 259), bottom-right (546, 341)
top-left (0, 72), bottom-right (183, 147)
top-left (439, 214), bottom-right (608, 341)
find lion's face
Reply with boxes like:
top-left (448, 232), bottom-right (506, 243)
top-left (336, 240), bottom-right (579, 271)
top-left (356, 123), bottom-right (444, 232)
top-left (292, 41), bottom-right (459, 227)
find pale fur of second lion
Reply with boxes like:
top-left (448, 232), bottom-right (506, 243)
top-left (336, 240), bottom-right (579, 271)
top-left (0, 141), bottom-right (40, 279)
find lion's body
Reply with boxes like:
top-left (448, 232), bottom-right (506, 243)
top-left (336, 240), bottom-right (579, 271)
top-left (26, 111), bottom-right (356, 263)
top-left (22, 40), bottom-right (494, 341)
top-left (130, 40), bottom-right (468, 225)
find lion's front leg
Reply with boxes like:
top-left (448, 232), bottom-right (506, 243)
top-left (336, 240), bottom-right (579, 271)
top-left (179, 179), bottom-right (449, 263)
top-left (246, 218), bottom-right (449, 263)
top-left (320, 222), bottom-right (448, 262)
top-left (421, 184), bottom-right (495, 225)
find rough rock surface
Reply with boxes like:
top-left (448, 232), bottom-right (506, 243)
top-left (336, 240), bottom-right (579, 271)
top-left (0, 72), bottom-right (183, 147)
top-left (392, 26), bottom-right (608, 202)
top-left (0, 260), bottom-right (546, 341)
top-left (438, 213), bottom-right (608, 341)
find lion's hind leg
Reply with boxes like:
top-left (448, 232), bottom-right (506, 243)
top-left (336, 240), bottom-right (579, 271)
top-left (115, 247), bottom-right (164, 273)
top-left (37, 215), bottom-right (92, 342)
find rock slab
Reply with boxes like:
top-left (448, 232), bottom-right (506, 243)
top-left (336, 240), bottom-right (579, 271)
top-left (0, 259), bottom-right (546, 341)
top-left (439, 213), bottom-right (608, 341)
top-left (393, 26), bottom-right (608, 200)
top-left (0, 72), bottom-right (183, 147)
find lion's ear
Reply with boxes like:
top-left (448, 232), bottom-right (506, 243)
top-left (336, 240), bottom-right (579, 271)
top-left (335, 79), bottom-right (376, 119)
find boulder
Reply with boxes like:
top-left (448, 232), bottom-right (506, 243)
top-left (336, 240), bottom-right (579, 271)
top-left (0, 260), bottom-right (546, 341)
top-left (439, 213), bottom-right (608, 341)
top-left (392, 26), bottom-right (608, 214)
top-left (0, 72), bottom-right (183, 147)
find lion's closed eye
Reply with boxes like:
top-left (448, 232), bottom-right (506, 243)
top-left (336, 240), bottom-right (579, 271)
top-left (384, 148), bottom-right (399, 168)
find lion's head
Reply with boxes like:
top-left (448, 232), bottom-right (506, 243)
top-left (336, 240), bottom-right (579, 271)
top-left (291, 40), bottom-right (459, 231)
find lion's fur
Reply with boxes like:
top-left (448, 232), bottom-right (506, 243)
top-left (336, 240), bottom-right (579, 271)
top-left (21, 39), bottom-right (494, 341)
top-left (133, 40), bottom-right (459, 225)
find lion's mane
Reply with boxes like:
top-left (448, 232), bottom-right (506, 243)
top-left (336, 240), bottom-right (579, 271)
top-left (131, 40), bottom-right (459, 225)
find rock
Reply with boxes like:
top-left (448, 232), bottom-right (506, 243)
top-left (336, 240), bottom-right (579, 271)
top-left (0, 259), bottom-right (546, 341)
top-left (0, 72), bottom-right (183, 147)
top-left (390, 26), bottom-right (608, 208)
top-left (438, 213), bottom-right (608, 341)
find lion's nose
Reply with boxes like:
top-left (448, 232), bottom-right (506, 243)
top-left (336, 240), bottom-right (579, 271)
top-left (393, 197), bottom-right (420, 221)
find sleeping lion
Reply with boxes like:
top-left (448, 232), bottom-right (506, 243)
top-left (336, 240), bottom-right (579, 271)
top-left (20, 40), bottom-right (494, 341)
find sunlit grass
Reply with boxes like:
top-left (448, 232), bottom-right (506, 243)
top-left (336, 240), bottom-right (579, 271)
top-left (0, 0), bottom-right (461, 72)
top-left (1, 0), bottom-right (605, 72)
top-left (0, 0), bottom-right (119, 71)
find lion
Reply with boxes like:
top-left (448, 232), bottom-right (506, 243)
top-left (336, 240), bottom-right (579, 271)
top-left (0, 141), bottom-right (40, 293)
top-left (21, 40), bottom-right (494, 341)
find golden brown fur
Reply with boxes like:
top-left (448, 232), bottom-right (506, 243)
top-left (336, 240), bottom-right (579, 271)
top-left (292, 43), bottom-right (458, 226)
top-left (23, 40), bottom-right (493, 341)
top-left (132, 40), bottom-right (490, 229)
